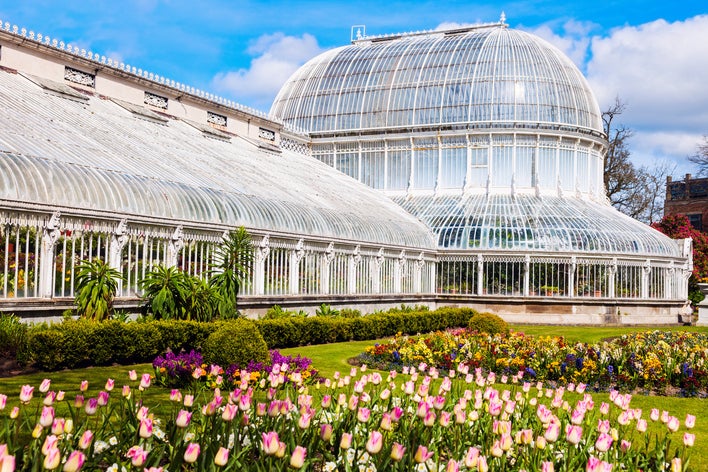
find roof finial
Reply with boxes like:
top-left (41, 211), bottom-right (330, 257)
top-left (500, 11), bottom-right (506, 24)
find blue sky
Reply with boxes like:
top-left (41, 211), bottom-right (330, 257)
top-left (1, 1), bottom-right (707, 174)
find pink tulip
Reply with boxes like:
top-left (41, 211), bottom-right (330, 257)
top-left (289, 446), bottom-right (306, 469)
top-left (121, 386), bottom-right (131, 398)
top-left (43, 447), bottom-right (61, 470)
top-left (600, 402), bottom-right (609, 415)
top-left (169, 389), bottom-right (182, 402)
top-left (128, 370), bottom-right (137, 381)
top-left (140, 374), bottom-right (151, 389)
top-left (321, 395), bottom-right (332, 408)
top-left (490, 441), bottom-right (503, 457)
top-left (43, 392), bottom-right (56, 406)
top-left (489, 399), bottom-right (503, 416)
top-left (262, 431), bottom-right (280, 455)
top-left (671, 458), bottom-right (681, 472)
top-left (391, 406), bottom-right (404, 422)
top-left (39, 379), bottom-right (51, 393)
top-left (595, 433), bottom-right (613, 452)
top-left (366, 431), bottom-right (383, 454)
top-left (139, 418), bottom-right (153, 438)
top-left (9, 407), bottom-right (18, 419)
top-left (126, 446), bottom-right (147, 467)
top-left (650, 408), bottom-right (659, 421)
top-left (357, 407), bottom-right (371, 423)
top-left (414, 445), bottom-right (434, 463)
top-left (97, 391), bottom-right (109, 407)
top-left (51, 419), bottom-right (65, 435)
top-left (542, 461), bottom-right (554, 472)
top-left (42, 435), bottom-right (59, 455)
top-left (620, 440), bottom-right (631, 452)
top-left (478, 455), bottom-right (489, 472)
top-left (684, 433), bottom-right (695, 447)
top-left (19, 385), bottom-right (33, 403)
top-left (0, 395), bottom-right (6, 410)
top-left (78, 430), bottom-right (93, 450)
top-left (339, 432), bottom-right (352, 449)
top-left (222, 404), bottom-right (238, 422)
top-left (439, 411), bottom-right (452, 427)
top-left (176, 410), bottom-right (192, 428)
top-left (320, 424), bottom-right (333, 442)
top-left (637, 419), bottom-right (648, 433)
top-left (214, 447), bottom-right (229, 466)
top-left (446, 459), bottom-right (459, 472)
top-left (183, 394), bottom-right (194, 407)
top-left (566, 425), bottom-right (582, 445)
top-left (586, 456), bottom-right (601, 472)
top-left (464, 447), bottom-right (480, 468)
top-left (391, 442), bottom-right (406, 461)
top-left (297, 411), bottom-right (313, 429)
top-left (667, 416), bottom-right (680, 432)
top-left (39, 406), bottom-right (55, 428)
top-left (84, 399), bottom-right (98, 416)
top-left (0, 455), bottom-right (15, 472)
top-left (184, 443), bottom-right (200, 463)
top-left (79, 381), bottom-right (88, 392)
top-left (685, 414), bottom-right (696, 429)
top-left (423, 410), bottom-right (436, 427)
top-left (544, 422), bottom-right (560, 443)
top-left (597, 419), bottom-right (611, 434)
top-left (380, 412), bottom-right (393, 431)
top-left (661, 410), bottom-right (669, 423)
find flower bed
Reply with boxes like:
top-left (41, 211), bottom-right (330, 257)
top-left (356, 330), bottom-right (708, 396)
top-left (0, 362), bottom-right (696, 471)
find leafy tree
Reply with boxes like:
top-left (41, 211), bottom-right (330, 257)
top-left (652, 213), bottom-right (708, 306)
top-left (688, 135), bottom-right (708, 174)
top-left (603, 98), bottom-right (673, 223)
top-left (74, 259), bottom-right (124, 321)
top-left (209, 227), bottom-right (254, 318)
top-left (139, 265), bottom-right (188, 320)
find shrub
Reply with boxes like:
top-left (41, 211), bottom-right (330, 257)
top-left (339, 308), bottom-right (362, 318)
top-left (468, 312), bottom-right (509, 335)
top-left (74, 259), bottom-right (123, 321)
top-left (0, 314), bottom-right (29, 363)
top-left (315, 303), bottom-right (340, 317)
top-left (202, 319), bottom-right (268, 368)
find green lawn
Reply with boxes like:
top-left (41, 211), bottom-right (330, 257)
top-left (0, 324), bottom-right (706, 470)
top-left (509, 324), bottom-right (708, 344)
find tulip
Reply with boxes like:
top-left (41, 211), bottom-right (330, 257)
top-left (128, 370), bottom-right (137, 381)
top-left (586, 456), bottom-right (601, 472)
top-left (414, 445), bottom-right (434, 463)
top-left (184, 394), bottom-right (194, 407)
top-left (43, 447), bottom-right (61, 470)
top-left (357, 407), bottom-right (371, 423)
top-left (276, 442), bottom-right (286, 458)
top-left (40, 406), bottom-right (55, 428)
top-left (222, 404), bottom-right (238, 422)
top-left (184, 443), bottom-right (200, 463)
top-left (78, 430), bottom-right (93, 450)
top-left (97, 391), bottom-right (109, 407)
top-left (500, 433), bottom-right (513, 451)
top-left (43, 392), bottom-right (56, 406)
top-left (600, 402), bottom-right (609, 415)
top-left (446, 459), bottom-right (459, 472)
top-left (126, 446), bottom-right (147, 467)
top-left (60, 450), bottom-right (84, 472)
top-left (0, 395), bottom-right (6, 410)
top-left (391, 442), bottom-right (406, 461)
top-left (19, 385), bottom-right (33, 403)
top-left (490, 441), bottom-right (503, 457)
top-left (290, 446), bottom-right (306, 469)
top-left (667, 416), bottom-right (680, 432)
top-left (597, 419), bottom-right (610, 434)
top-left (51, 418), bottom-right (65, 435)
top-left (637, 419), bottom-right (647, 433)
top-left (64, 419), bottom-right (74, 434)
top-left (0, 455), bottom-right (15, 472)
top-left (139, 418), bottom-right (153, 438)
top-left (650, 408), bottom-right (659, 421)
top-left (478, 455), bottom-right (489, 472)
top-left (42, 435), bottom-right (59, 455)
top-left (339, 432), bottom-right (353, 449)
top-left (464, 447), bottom-right (480, 468)
top-left (620, 440), bottom-right (631, 452)
top-left (32, 424), bottom-right (43, 438)
top-left (671, 458), bottom-right (681, 472)
top-left (684, 432), bottom-right (695, 447)
top-left (366, 431), bottom-right (383, 454)
top-left (140, 374), bottom-right (151, 389)
top-left (214, 447), bottom-right (229, 466)
top-left (79, 381), bottom-right (88, 392)
top-left (321, 395), bottom-right (332, 408)
top-left (39, 379), bottom-right (51, 393)
top-left (262, 431), bottom-right (280, 455)
top-left (9, 407), bottom-right (18, 419)
top-left (85, 399), bottom-right (98, 416)
top-left (595, 433), bottom-right (613, 453)
top-left (297, 411), bottom-right (313, 429)
top-left (536, 436), bottom-right (547, 450)
top-left (544, 422), bottom-right (560, 443)
top-left (685, 414), bottom-right (696, 429)
top-left (320, 424), bottom-right (333, 442)
top-left (542, 462), bottom-right (554, 472)
top-left (121, 385), bottom-right (131, 398)
top-left (176, 410), bottom-right (192, 428)
top-left (439, 411), bottom-right (452, 427)
top-left (566, 425), bottom-right (582, 445)
top-left (423, 410), bottom-right (436, 427)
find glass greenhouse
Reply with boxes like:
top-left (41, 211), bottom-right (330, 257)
top-left (0, 18), bottom-right (693, 322)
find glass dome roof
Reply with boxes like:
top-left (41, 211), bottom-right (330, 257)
top-left (392, 194), bottom-right (683, 257)
top-left (271, 25), bottom-right (603, 136)
top-left (0, 69), bottom-right (436, 249)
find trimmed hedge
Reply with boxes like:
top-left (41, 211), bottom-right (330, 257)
top-left (25, 306), bottom-right (479, 370)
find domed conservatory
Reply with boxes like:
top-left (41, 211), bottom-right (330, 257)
top-left (0, 18), bottom-right (692, 323)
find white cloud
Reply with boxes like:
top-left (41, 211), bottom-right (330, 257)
top-left (525, 20), bottom-right (596, 69)
top-left (211, 32), bottom-right (323, 111)
top-left (587, 15), bottom-right (708, 133)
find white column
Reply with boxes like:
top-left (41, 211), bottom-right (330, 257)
top-left (608, 258), bottom-right (617, 299)
top-left (348, 245), bottom-right (361, 295)
top-left (166, 226), bottom-right (184, 268)
top-left (394, 251), bottom-right (405, 294)
top-left (641, 260), bottom-right (651, 299)
top-left (372, 248), bottom-right (384, 294)
top-left (568, 256), bottom-right (577, 297)
top-left (289, 239), bottom-right (305, 295)
top-left (476, 254), bottom-right (484, 296)
top-left (321, 242), bottom-right (334, 295)
top-left (254, 235), bottom-right (270, 296)
top-left (523, 255), bottom-right (530, 296)
top-left (413, 252), bottom-right (425, 293)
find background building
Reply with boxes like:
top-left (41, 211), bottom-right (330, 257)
top-left (664, 174), bottom-right (708, 231)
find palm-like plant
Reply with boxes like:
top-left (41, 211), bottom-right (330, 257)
top-left (74, 259), bottom-right (124, 321)
top-left (139, 265), bottom-right (188, 320)
top-left (182, 275), bottom-right (218, 321)
top-left (209, 227), bottom-right (254, 318)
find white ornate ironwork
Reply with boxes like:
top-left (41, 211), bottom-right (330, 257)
top-left (207, 111), bottom-right (227, 127)
top-left (64, 66), bottom-right (95, 87)
top-left (258, 127), bottom-right (276, 142)
top-left (144, 91), bottom-right (168, 109)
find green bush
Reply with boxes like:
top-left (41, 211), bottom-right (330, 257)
top-left (202, 319), bottom-right (268, 368)
top-left (0, 314), bottom-right (29, 363)
top-left (468, 312), bottom-right (509, 335)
